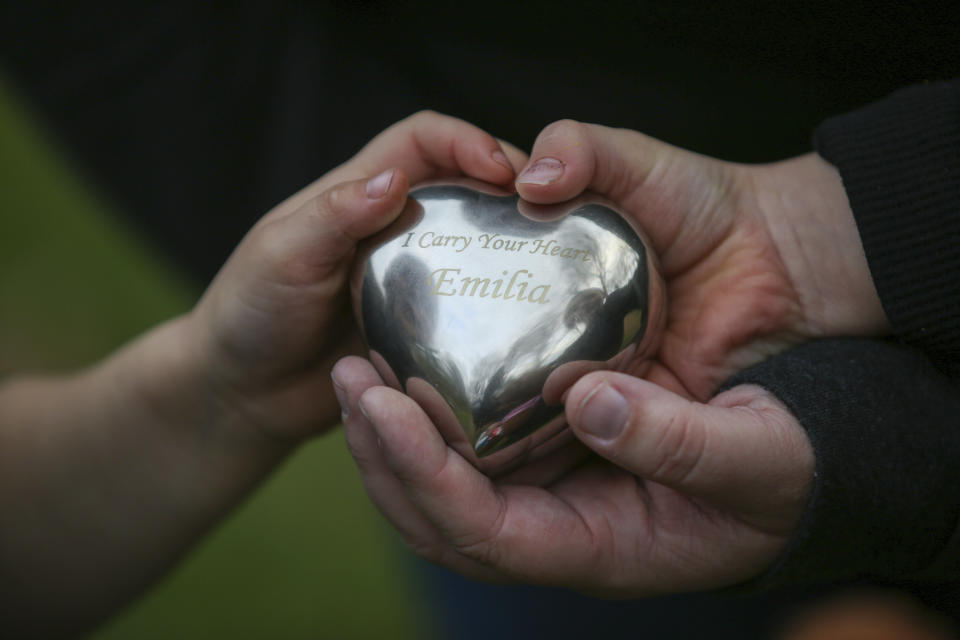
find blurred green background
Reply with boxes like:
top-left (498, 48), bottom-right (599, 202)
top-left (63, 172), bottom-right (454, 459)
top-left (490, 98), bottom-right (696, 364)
top-left (0, 76), bottom-right (430, 638)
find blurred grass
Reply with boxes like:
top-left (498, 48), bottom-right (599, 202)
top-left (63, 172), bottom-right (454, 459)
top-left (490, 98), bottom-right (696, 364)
top-left (0, 76), bottom-right (429, 639)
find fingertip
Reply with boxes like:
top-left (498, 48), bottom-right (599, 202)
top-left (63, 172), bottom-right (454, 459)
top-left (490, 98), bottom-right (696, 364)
top-left (516, 156), bottom-right (565, 185)
top-left (565, 372), bottom-right (639, 447)
top-left (365, 168), bottom-right (396, 199)
top-left (359, 386), bottom-right (446, 473)
top-left (564, 371), bottom-right (614, 418)
top-left (325, 168), bottom-right (403, 211)
top-left (331, 356), bottom-right (381, 395)
top-left (357, 385), bottom-right (394, 424)
top-left (403, 111), bottom-right (518, 185)
top-left (367, 166), bottom-right (409, 202)
top-left (326, 168), bottom-right (410, 240)
top-left (331, 354), bottom-right (362, 380)
top-left (496, 138), bottom-right (529, 173)
top-left (461, 138), bottom-right (517, 185)
top-left (564, 372), bottom-right (684, 464)
top-left (491, 149), bottom-right (513, 172)
top-left (515, 120), bottom-right (594, 203)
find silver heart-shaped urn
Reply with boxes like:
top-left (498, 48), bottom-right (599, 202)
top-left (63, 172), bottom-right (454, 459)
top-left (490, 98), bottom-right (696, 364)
top-left (351, 180), bottom-right (664, 475)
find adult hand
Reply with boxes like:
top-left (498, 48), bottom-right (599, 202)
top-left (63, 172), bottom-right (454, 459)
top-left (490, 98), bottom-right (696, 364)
top-left (185, 111), bottom-right (523, 442)
top-left (334, 356), bottom-right (813, 594)
top-left (514, 121), bottom-right (889, 398)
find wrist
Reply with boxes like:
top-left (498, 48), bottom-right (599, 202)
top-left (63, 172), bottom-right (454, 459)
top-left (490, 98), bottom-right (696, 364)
top-left (121, 314), bottom-right (296, 465)
top-left (184, 299), bottom-right (350, 442)
top-left (749, 153), bottom-right (889, 338)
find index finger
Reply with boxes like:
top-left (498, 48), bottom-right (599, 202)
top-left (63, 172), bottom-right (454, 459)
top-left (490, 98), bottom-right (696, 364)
top-left (276, 111), bottom-right (517, 217)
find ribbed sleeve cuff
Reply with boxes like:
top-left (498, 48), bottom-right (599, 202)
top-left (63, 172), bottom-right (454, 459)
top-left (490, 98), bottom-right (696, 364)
top-left (814, 81), bottom-right (960, 371)
top-left (723, 339), bottom-right (960, 588)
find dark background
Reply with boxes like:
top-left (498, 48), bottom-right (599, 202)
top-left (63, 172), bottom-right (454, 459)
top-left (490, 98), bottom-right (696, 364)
top-left (3, 1), bottom-right (958, 286)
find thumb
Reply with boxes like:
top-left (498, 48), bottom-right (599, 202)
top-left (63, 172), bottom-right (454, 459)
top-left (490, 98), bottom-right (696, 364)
top-left (244, 167), bottom-right (411, 287)
top-left (297, 167), bottom-right (411, 257)
top-left (515, 120), bottom-right (674, 206)
top-left (565, 372), bottom-right (814, 533)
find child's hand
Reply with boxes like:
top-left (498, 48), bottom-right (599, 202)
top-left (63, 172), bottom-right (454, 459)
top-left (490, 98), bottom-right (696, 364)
top-left (185, 111), bottom-right (521, 441)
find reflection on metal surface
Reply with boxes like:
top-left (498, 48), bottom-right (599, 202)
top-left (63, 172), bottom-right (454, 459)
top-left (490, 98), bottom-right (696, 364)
top-left (351, 181), bottom-right (665, 475)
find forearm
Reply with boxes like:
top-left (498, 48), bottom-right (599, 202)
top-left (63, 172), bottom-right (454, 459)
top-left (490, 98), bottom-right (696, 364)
top-left (0, 315), bottom-right (293, 637)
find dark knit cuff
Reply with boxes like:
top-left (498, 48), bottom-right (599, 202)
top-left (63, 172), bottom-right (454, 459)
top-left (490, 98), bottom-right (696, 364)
top-left (814, 80), bottom-right (960, 371)
top-left (722, 339), bottom-right (960, 588)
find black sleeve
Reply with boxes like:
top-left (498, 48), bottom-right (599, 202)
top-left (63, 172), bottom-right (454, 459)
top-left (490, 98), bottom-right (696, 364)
top-left (814, 80), bottom-right (960, 374)
top-left (723, 81), bottom-right (960, 588)
top-left (724, 338), bottom-right (960, 588)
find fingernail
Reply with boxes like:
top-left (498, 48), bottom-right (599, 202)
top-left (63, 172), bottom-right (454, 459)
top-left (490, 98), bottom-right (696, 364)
top-left (491, 149), bottom-right (513, 171)
top-left (331, 373), bottom-right (349, 419)
top-left (366, 168), bottom-right (395, 199)
top-left (575, 383), bottom-right (629, 441)
top-left (516, 157), bottom-right (564, 185)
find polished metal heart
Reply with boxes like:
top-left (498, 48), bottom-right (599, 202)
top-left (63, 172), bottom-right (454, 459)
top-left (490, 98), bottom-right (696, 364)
top-left (351, 180), bottom-right (664, 475)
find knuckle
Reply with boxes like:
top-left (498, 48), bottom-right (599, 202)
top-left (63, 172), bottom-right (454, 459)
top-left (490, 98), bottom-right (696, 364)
top-left (647, 409), bottom-right (707, 486)
top-left (405, 537), bottom-right (442, 562)
top-left (249, 218), bottom-right (290, 267)
top-left (389, 433), bottom-right (445, 486)
top-left (315, 186), bottom-right (341, 220)
top-left (448, 495), bottom-right (508, 568)
top-left (407, 109), bottom-right (443, 126)
top-left (455, 531), bottom-right (502, 568)
top-left (248, 210), bottom-right (336, 285)
top-left (539, 118), bottom-right (586, 144)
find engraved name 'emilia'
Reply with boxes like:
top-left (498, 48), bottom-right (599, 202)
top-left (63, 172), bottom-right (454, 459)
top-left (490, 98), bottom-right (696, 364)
top-left (403, 231), bottom-right (591, 262)
top-left (428, 268), bottom-right (551, 304)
